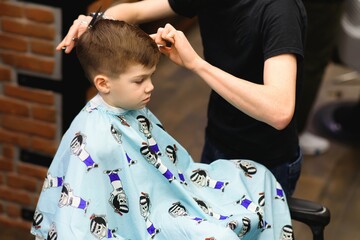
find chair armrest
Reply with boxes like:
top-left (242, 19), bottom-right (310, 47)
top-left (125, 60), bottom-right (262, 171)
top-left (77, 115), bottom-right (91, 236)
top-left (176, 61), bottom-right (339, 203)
top-left (288, 196), bottom-right (330, 229)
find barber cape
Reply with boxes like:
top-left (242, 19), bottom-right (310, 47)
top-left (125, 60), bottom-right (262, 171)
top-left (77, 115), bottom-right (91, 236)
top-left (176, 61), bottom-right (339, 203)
top-left (31, 94), bottom-right (294, 240)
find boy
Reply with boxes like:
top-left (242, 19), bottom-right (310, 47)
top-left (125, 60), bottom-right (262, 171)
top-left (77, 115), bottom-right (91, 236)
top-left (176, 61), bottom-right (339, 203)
top-left (58, 0), bottom-right (307, 197)
top-left (32, 19), bottom-right (293, 240)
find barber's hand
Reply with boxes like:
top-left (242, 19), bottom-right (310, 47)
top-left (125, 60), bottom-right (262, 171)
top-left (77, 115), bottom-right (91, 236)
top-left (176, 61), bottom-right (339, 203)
top-left (56, 15), bottom-right (92, 53)
top-left (151, 24), bottom-right (202, 71)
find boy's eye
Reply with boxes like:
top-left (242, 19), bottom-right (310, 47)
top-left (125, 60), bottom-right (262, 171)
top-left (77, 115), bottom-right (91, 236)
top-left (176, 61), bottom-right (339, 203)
top-left (134, 78), bottom-right (144, 84)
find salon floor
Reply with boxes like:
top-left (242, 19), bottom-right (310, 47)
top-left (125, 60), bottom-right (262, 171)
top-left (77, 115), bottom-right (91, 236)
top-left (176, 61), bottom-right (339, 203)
top-left (1, 24), bottom-right (359, 240)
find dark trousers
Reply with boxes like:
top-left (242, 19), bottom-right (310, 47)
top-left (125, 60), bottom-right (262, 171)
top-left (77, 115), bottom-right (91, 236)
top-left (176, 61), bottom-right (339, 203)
top-left (200, 137), bottom-right (303, 196)
top-left (297, 1), bottom-right (345, 133)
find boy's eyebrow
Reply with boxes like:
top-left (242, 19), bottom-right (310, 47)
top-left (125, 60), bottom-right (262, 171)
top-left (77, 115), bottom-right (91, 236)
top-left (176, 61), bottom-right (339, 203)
top-left (131, 73), bottom-right (153, 79)
top-left (129, 71), bottom-right (156, 81)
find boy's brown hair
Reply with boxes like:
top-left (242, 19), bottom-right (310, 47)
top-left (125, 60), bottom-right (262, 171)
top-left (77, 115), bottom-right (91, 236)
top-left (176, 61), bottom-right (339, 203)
top-left (76, 19), bottom-right (161, 82)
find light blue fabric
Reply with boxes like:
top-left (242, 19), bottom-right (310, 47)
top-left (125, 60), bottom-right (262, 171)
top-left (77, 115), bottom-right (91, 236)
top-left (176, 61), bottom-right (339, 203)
top-left (31, 94), bottom-right (294, 240)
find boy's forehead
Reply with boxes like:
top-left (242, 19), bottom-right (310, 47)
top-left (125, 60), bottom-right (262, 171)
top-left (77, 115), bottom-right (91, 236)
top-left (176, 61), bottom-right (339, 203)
top-left (121, 64), bottom-right (156, 77)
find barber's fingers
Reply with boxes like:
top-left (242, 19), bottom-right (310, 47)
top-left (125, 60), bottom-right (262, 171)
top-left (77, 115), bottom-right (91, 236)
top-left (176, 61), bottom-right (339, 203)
top-left (162, 24), bottom-right (190, 52)
top-left (152, 24), bottom-right (186, 50)
top-left (149, 30), bottom-right (169, 54)
top-left (56, 15), bottom-right (91, 53)
top-left (153, 27), bottom-right (165, 44)
top-left (149, 27), bottom-right (169, 48)
top-left (161, 23), bottom-right (180, 43)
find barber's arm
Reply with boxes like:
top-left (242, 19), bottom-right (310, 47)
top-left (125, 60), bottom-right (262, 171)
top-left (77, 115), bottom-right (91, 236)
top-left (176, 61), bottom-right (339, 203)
top-left (153, 24), bottom-right (297, 130)
top-left (106, 0), bottom-right (175, 24)
top-left (56, 0), bottom-right (175, 53)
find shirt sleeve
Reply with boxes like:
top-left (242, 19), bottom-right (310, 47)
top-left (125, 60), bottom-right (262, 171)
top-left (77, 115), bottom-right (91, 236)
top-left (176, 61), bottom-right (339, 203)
top-left (262, 0), bottom-right (306, 60)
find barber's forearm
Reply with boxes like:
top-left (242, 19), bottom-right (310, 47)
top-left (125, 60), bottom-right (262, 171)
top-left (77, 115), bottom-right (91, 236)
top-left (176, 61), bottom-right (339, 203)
top-left (192, 59), bottom-right (295, 130)
top-left (105, 0), bottom-right (176, 24)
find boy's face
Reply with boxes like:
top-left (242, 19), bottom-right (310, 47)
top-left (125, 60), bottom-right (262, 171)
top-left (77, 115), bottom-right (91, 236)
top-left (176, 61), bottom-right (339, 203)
top-left (107, 64), bottom-right (156, 110)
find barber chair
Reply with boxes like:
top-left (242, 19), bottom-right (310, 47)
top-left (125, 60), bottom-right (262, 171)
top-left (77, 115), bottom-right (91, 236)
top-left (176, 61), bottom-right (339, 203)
top-left (288, 197), bottom-right (330, 240)
top-left (314, 0), bottom-right (360, 144)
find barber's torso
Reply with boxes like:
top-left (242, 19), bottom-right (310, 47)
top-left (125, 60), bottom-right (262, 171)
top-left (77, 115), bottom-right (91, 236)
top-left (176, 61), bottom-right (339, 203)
top-left (169, 0), bottom-right (307, 167)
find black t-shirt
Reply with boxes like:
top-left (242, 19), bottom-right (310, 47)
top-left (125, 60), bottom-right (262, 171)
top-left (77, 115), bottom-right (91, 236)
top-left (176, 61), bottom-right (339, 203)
top-left (168, 0), bottom-right (307, 167)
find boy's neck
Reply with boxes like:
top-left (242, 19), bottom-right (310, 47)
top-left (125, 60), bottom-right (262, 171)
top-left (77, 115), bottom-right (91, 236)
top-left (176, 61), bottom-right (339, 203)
top-left (95, 94), bottom-right (127, 113)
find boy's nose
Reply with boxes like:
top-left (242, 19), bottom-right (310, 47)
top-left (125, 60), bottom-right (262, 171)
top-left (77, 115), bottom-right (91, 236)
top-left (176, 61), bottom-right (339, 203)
top-left (145, 81), bottom-right (154, 93)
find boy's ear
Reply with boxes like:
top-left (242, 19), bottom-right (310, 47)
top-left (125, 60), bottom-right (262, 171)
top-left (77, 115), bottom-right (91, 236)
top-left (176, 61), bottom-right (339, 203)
top-left (94, 74), bottom-right (110, 94)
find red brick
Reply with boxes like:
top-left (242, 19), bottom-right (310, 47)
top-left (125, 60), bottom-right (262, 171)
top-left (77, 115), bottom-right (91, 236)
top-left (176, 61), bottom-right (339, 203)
top-left (7, 173), bottom-right (38, 192)
top-left (2, 115), bottom-right (56, 139)
top-left (31, 137), bottom-right (57, 156)
top-left (6, 203), bottom-right (21, 218)
top-left (0, 216), bottom-right (32, 230)
top-left (35, 182), bottom-right (43, 195)
top-left (2, 144), bottom-right (15, 158)
top-left (17, 162), bottom-right (47, 180)
top-left (0, 186), bottom-right (32, 205)
top-left (0, 65), bottom-right (12, 81)
top-left (0, 174), bottom-right (4, 185)
top-left (1, 52), bottom-right (55, 75)
top-left (1, 18), bottom-right (27, 36)
top-left (0, 128), bottom-right (31, 149)
top-left (34, 195), bottom-right (39, 206)
top-left (30, 39), bottom-right (55, 56)
top-left (0, 96), bottom-right (30, 116)
top-left (25, 6), bottom-right (54, 23)
top-left (0, 2), bottom-right (23, 18)
top-left (1, 18), bottom-right (55, 40)
top-left (0, 157), bottom-right (13, 171)
top-left (4, 83), bottom-right (55, 105)
top-left (0, 34), bottom-right (28, 52)
top-left (31, 104), bottom-right (56, 122)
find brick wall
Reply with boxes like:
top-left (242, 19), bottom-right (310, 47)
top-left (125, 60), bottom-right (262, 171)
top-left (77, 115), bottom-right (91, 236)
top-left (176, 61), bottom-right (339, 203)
top-left (0, 0), bottom-right (60, 230)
